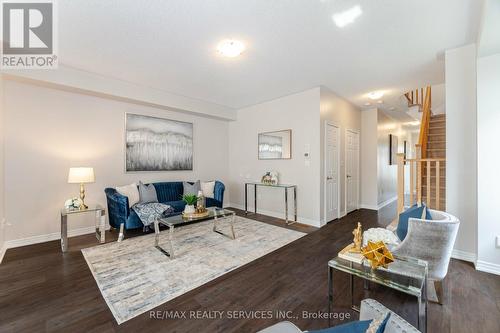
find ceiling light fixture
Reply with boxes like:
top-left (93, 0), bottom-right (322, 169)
top-left (367, 91), bottom-right (384, 100)
top-left (364, 102), bottom-right (371, 106)
top-left (332, 5), bottom-right (362, 28)
top-left (217, 39), bottom-right (245, 57)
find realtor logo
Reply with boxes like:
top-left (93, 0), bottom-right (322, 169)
top-left (1, 0), bottom-right (58, 69)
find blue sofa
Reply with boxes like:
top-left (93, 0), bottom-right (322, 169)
top-left (105, 181), bottom-right (225, 231)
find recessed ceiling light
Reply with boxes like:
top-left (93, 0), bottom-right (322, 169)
top-left (367, 91), bottom-right (384, 100)
top-left (332, 5), bottom-right (363, 28)
top-left (364, 102), bottom-right (371, 106)
top-left (217, 39), bottom-right (245, 57)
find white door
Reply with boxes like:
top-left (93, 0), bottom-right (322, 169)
top-left (346, 129), bottom-right (359, 213)
top-left (325, 123), bottom-right (339, 222)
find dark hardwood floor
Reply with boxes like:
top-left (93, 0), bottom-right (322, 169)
top-left (1, 204), bottom-right (499, 333)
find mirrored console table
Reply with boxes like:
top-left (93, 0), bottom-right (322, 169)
top-left (244, 182), bottom-right (297, 225)
top-left (60, 204), bottom-right (105, 252)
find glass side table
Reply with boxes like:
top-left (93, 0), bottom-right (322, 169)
top-left (60, 204), bottom-right (106, 252)
top-left (328, 255), bottom-right (428, 332)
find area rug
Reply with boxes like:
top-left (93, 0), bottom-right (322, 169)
top-left (81, 216), bottom-right (305, 324)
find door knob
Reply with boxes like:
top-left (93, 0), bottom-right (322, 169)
top-left (326, 176), bottom-right (333, 180)
top-left (347, 175), bottom-right (351, 178)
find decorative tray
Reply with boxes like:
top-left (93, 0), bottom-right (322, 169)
top-left (182, 210), bottom-right (209, 219)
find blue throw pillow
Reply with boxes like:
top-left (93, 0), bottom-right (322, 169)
top-left (308, 313), bottom-right (390, 333)
top-left (396, 203), bottom-right (432, 240)
top-left (308, 320), bottom-right (371, 333)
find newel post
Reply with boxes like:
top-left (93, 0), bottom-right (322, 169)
top-left (396, 153), bottom-right (405, 215)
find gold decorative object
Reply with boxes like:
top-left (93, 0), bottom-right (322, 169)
top-left (349, 222), bottom-right (363, 253)
top-left (196, 190), bottom-right (206, 214)
top-left (361, 241), bottom-right (394, 269)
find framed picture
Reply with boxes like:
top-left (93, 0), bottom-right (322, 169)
top-left (125, 113), bottom-right (193, 171)
top-left (258, 129), bottom-right (292, 160)
top-left (389, 134), bottom-right (398, 165)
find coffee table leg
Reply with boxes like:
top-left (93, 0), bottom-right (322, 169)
top-left (213, 213), bottom-right (236, 240)
top-left (328, 266), bottom-right (333, 326)
top-left (154, 220), bottom-right (175, 258)
top-left (350, 262), bottom-right (360, 312)
top-left (230, 213), bottom-right (236, 240)
top-left (168, 225), bottom-right (175, 259)
top-left (418, 279), bottom-right (427, 333)
top-left (154, 219), bottom-right (160, 247)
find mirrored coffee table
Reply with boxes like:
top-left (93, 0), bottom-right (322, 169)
top-left (154, 207), bottom-right (236, 259)
top-left (328, 255), bottom-right (428, 332)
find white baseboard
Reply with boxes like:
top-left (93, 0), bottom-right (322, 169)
top-left (476, 260), bottom-right (500, 276)
top-left (359, 204), bottom-right (378, 210)
top-left (2, 225), bottom-right (110, 254)
top-left (0, 244), bottom-right (6, 264)
top-left (451, 249), bottom-right (477, 264)
top-left (360, 196), bottom-right (397, 211)
top-left (227, 203), bottom-right (321, 228)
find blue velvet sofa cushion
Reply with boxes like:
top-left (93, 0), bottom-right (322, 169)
top-left (396, 203), bottom-right (432, 241)
top-left (168, 200), bottom-right (186, 213)
top-left (105, 181), bottom-right (225, 230)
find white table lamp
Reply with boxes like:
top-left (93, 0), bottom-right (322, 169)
top-left (68, 167), bottom-right (95, 209)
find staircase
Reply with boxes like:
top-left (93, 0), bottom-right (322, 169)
top-left (396, 86), bottom-right (447, 215)
top-left (422, 114), bottom-right (446, 209)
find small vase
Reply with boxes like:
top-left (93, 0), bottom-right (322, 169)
top-left (184, 204), bottom-right (195, 214)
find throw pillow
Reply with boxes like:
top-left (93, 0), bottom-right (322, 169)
top-left (116, 183), bottom-right (140, 208)
top-left (201, 181), bottom-right (215, 199)
top-left (396, 203), bottom-right (433, 241)
top-left (138, 181), bottom-right (158, 204)
top-left (183, 180), bottom-right (201, 196)
top-left (308, 320), bottom-right (371, 333)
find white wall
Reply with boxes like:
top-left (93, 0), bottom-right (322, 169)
top-left (3, 80), bottom-right (230, 243)
top-left (477, 53), bottom-right (500, 270)
top-left (445, 44), bottom-right (478, 259)
top-left (0, 75), bottom-right (5, 260)
top-left (360, 109), bottom-right (415, 210)
top-left (376, 111), bottom-right (398, 205)
top-left (320, 87), bottom-right (361, 222)
top-left (360, 109), bottom-right (378, 209)
top-left (228, 88), bottom-right (321, 226)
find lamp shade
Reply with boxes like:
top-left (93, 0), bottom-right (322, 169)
top-left (68, 167), bottom-right (95, 184)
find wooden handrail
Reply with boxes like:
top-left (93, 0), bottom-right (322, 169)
top-left (417, 86), bottom-right (432, 159)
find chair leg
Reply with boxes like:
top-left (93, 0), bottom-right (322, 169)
top-left (118, 223), bottom-right (125, 242)
top-left (434, 280), bottom-right (444, 305)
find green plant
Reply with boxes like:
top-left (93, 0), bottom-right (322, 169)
top-left (181, 194), bottom-right (198, 205)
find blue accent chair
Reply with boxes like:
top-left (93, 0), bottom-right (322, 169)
top-left (105, 181), bottom-right (225, 232)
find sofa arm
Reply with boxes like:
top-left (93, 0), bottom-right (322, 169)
top-left (360, 299), bottom-right (419, 333)
top-left (105, 188), bottom-right (130, 229)
top-left (214, 181), bottom-right (225, 204)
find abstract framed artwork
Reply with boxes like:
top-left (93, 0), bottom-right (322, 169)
top-left (125, 113), bottom-right (193, 172)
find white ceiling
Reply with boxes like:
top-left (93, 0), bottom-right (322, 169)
top-left (59, 0), bottom-right (483, 113)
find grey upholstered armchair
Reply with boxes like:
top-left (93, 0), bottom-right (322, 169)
top-left (257, 299), bottom-right (419, 333)
top-left (391, 209), bottom-right (460, 304)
